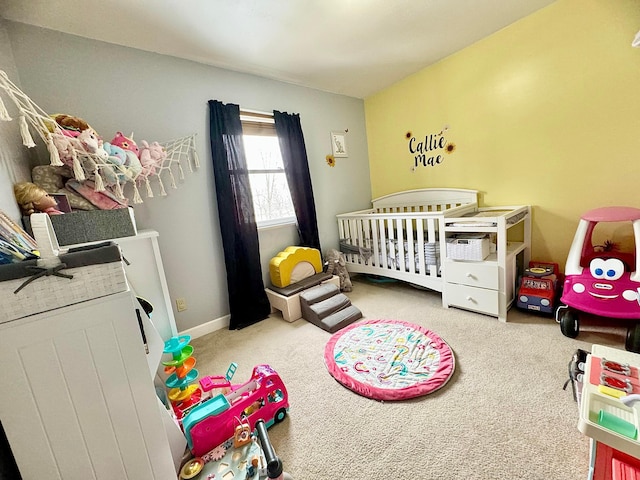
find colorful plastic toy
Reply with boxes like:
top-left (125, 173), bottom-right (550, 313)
top-left (556, 207), bottom-right (640, 352)
top-left (516, 261), bottom-right (560, 314)
top-left (182, 364), bottom-right (289, 457)
top-left (198, 362), bottom-right (238, 402)
top-left (255, 418), bottom-right (294, 480)
top-left (162, 335), bottom-right (202, 418)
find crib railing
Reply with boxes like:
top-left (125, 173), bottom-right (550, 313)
top-left (336, 202), bottom-right (478, 290)
top-left (337, 212), bottom-right (436, 274)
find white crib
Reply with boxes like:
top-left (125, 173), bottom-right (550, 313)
top-left (336, 188), bottom-right (479, 292)
top-left (336, 188), bottom-right (532, 322)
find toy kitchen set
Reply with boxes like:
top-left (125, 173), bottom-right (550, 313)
top-left (579, 345), bottom-right (640, 479)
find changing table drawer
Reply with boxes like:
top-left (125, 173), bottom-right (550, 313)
top-left (445, 260), bottom-right (499, 290)
top-left (446, 283), bottom-right (499, 316)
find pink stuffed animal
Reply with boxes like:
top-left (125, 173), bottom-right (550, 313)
top-left (138, 140), bottom-right (167, 177)
top-left (111, 132), bottom-right (140, 158)
top-left (77, 129), bottom-right (104, 157)
top-left (51, 134), bottom-right (75, 165)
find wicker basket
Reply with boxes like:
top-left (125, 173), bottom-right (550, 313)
top-left (0, 213), bottom-right (128, 323)
top-left (446, 234), bottom-right (491, 261)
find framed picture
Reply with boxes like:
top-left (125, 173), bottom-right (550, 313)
top-left (50, 193), bottom-right (72, 213)
top-left (331, 131), bottom-right (348, 158)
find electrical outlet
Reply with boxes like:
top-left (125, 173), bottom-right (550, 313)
top-left (176, 298), bottom-right (187, 312)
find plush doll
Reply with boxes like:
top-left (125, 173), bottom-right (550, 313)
top-left (111, 131), bottom-right (140, 158)
top-left (325, 248), bottom-right (353, 292)
top-left (122, 150), bottom-right (142, 180)
top-left (102, 142), bottom-right (128, 166)
top-left (138, 140), bottom-right (167, 177)
top-left (77, 129), bottom-right (108, 160)
top-left (51, 113), bottom-right (91, 137)
top-left (51, 134), bottom-right (75, 165)
top-left (13, 182), bottom-right (64, 216)
top-left (99, 142), bottom-right (129, 184)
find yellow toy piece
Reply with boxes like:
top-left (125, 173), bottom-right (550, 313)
top-left (269, 246), bottom-right (322, 288)
top-left (168, 384), bottom-right (199, 403)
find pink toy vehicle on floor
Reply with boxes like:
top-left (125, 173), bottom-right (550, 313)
top-left (182, 364), bottom-right (289, 457)
top-left (556, 207), bottom-right (640, 352)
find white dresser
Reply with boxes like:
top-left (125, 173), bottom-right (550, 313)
top-left (442, 206), bottom-right (531, 322)
top-left (0, 290), bottom-right (178, 479)
top-left (71, 229), bottom-right (178, 341)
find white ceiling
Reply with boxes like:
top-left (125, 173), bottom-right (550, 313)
top-left (1, 0), bottom-right (556, 99)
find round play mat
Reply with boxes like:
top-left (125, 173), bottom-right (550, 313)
top-left (324, 319), bottom-right (455, 401)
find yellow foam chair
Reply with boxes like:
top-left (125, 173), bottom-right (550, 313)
top-left (269, 246), bottom-right (322, 288)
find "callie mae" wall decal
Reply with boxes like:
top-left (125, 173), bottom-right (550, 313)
top-left (406, 125), bottom-right (456, 171)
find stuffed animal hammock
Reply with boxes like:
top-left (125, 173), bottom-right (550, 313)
top-left (0, 70), bottom-right (199, 204)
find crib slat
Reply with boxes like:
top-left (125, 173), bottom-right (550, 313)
top-left (362, 217), bottom-right (372, 266)
top-left (371, 218), bottom-right (380, 267)
top-left (379, 218), bottom-right (388, 269)
top-left (427, 217), bottom-right (438, 276)
top-left (338, 218), bottom-right (347, 261)
top-left (406, 218), bottom-right (415, 274)
top-left (355, 218), bottom-right (364, 265)
top-left (348, 219), bottom-right (357, 263)
top-left (396, 218), bottom-right (405, 272)
top-left (341, 219), bottom-right (350, 261)
top-left (416, 218), bottom-right (425, 276)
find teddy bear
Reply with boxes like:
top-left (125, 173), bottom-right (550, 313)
top-left (325, 248), bottom-right (353, 292)
top-left (50, 113), bottom-right (91, 137)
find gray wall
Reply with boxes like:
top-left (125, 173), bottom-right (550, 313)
top-left (1, 21), bottom-right (372, 332)
top-left (0, 19), bottom-right (33, 223)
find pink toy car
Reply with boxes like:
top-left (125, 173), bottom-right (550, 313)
top-left (556, 207), bottom-right (640, 352)
top-left (182, 364), bottom-right (289, 457)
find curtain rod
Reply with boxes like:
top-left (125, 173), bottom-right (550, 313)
top-left (240, 108), bottom-right (273, 119)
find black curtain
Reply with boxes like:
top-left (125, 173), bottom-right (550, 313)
top-left (208, 100), bottom-right (270, 330)
top-left (273, 111), bottom-right (321, 252)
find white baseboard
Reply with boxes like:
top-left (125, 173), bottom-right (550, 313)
top-left (179, 314), bottom-right (230, 339)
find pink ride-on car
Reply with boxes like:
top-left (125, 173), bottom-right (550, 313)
top-left (556, 206), bottom-right (640, 352)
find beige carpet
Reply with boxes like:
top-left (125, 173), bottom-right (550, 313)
top-left (191, 276), bottom-right (631, 480)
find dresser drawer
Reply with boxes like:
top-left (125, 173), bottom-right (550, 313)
top-left (446, 283), bottom-right (499, 316)
top-left (445, 261), bottom-right (499, 290)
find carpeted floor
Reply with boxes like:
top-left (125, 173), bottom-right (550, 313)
top-left (191, 275), bottom-right (631, 480)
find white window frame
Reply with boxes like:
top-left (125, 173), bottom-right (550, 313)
top-left (241, 110), bottom-right (296, 229)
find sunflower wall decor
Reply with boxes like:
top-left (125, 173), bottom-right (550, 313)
top-left (326, 154), bottom-right (336, 167)
top-left (406, 124), bottom-right (456, 171)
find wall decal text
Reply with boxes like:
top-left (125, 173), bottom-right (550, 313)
top-left (406, 125), bottom-right (455, 170)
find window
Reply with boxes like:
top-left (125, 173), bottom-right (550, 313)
top-left (241, 111), bottom-right (296, 227)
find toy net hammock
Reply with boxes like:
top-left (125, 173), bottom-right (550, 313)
top-left (0, 70), bottom-right (199, 204)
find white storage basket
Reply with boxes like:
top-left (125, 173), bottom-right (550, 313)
top-left (0, 213), bottom-right (128, 323)
top-left (446, 234), bottom-right (491, 261)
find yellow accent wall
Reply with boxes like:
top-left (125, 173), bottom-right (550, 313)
top-left (364, 0), bottom-right (640, 268)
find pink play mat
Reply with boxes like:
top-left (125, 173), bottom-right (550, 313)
top-left (324, 319), bottom-right (455, 401)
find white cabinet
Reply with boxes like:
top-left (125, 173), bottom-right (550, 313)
top-left (0, 291), bottom-right (176, 479)
top-left (71, 230), bottom-right (178, 341)
top-left (442, 206), bottom-right (531, 322)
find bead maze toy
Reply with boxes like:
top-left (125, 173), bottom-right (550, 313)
top-left (163, 335), bottom-right (202, 418)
